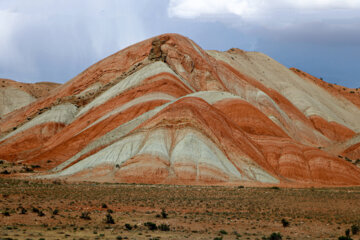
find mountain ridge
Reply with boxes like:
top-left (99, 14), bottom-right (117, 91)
top-left (0, 33), bottom-right (359, 186)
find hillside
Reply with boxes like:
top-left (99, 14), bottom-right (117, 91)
top-left (0, 78), bottom-right (61, 118)
top-left (0, 34), bottom-right (359, 186)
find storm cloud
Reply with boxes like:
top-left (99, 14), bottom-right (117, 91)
top-left (0, 0), bottom-right (359, 87)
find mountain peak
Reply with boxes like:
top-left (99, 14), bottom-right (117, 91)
top-left (0, 34), bottom-right (360, 186)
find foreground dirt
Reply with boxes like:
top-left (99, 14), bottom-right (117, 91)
top-left (1, 178), bottom-right (360, 240)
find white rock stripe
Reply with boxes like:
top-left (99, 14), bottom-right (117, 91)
top-left (208, 50), bottom-right (360, 132)
top-left (0, 103), bottom-right (77, 142)
top-left (75, 61), bottom-right (195, 118)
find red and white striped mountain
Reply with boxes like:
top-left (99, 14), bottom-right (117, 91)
top-left (0, 79), bottom-right (60, 118)
top-left (1, 34), bottom-right (359, 186)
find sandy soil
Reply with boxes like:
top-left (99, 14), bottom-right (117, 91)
top-left (1, 176), bottom-right (360, 240)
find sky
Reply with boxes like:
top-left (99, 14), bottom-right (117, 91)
top-left (0, 0), bottom-right (359, 88)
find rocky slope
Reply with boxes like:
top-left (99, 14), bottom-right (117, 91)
top-left (0, 34), bottom-right (359, 186)
top-left (0, 78), bottom-right (60, 118)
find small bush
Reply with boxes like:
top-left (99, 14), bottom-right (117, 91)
top-left (161, 209), bottom-right (168, 219)
top-left (19, 207), bottom-right (27, 214)
top-left (158, 224), bottom-right (170, 231)
top-left (338, 236), bottom-right (352, 240)
top-left (80, 212), bottom-right (91, 220)
top-left (23, 167), bottom-right (33, 173)
top-left (1, 170), bottom-right (10, 175)
top-left (3, 210), bottom-right (10, 216)
top-left (219, 229), bottom-right (228, 234)
top-left (263, 232), bottom-right (282, 240)
top-left (38, 210), bottom-right (45, 217)
top-left (102, 203), bottom-right (108, 208)
top-left (346, 229), bottom-right (351, 237)
top-left (338, 229), bottom-right (353, 240)
top-left (105, 213), bottom-right (115, 224)
top-left (351, 224), bottom-right (359, 235)
top-left (281, 218), bottom-right (290, 227)
top-left (213, 237), bottom-right (223, 240)
top-left (144, 222), bottom-right (157, 230)
top-left (32, 207), bottom-right (40, 213)
top-left (107, 209), bottom-right (113, 213)
top-left (52, 180), bottom-right (61, 185)
top-left (271, 186), bottom-right (280, 190)
top-left (52, 209), bottom-right (59, 215)
top-left (124, 223), bottom-right (132, 230)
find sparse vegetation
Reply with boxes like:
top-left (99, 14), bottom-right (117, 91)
top-left (38, 210), bottom-right (45, 217)
top-left (124, 223), bottom-right (132, 230)
top-left (263, 232), bottom-right (282, 240)
top-left (1, 178), bottom-right (360, 239)
top-left (144, 222), bottom-right (157, 231)
top-left (2, 210), bottom-right (10, 216)
top-left (158, 223), bottom-right (170, 231)
top-left (32, 207), bottom-right (40, 213)
top-left (80, 211), bottom-right (91, 220)
top-left (161, 208), bottom-right (168, 219)
top-left (52, 180), bottom-right (61, 185)
top-left (338, 228), bottom-right (353, 240)
top-left (1, 170), bottom-right (10, 175)
top-left (105, 213), bottom-right (115, 224)
top-left (351, 224), bottom-right (359, 235)
top-left (219, 229), bottom-right (228, 234)
top-left (22, 166), bottom-right (33, 173)
top-left (338, 229), bottom-right (352, 240)
top-left (281, 218), bottom-right (290, 227)
top-left (338, 237), bottom-right (352, 240)
top-left (19, 207), bottom-right (27, 214)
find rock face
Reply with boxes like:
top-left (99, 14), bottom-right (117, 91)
top-left (0, 79), bottom-right (60, 118)
top-left (0, 34), bottom-right (360, 186)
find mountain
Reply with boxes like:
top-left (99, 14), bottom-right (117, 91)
top-left (0, 79), bottom-right (60, 118)
top-left (0, 33), bottom-right (359, 186)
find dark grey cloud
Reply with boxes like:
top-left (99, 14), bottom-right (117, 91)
top-left (0, 0), bottom-right (148, 83)
top-left (168, 0), bottom-right (360, 87)
top-left (0, 0), bottom-right (359, 88)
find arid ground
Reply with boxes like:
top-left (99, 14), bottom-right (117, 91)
top-left (1, 176), bottom-right (360, 240)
